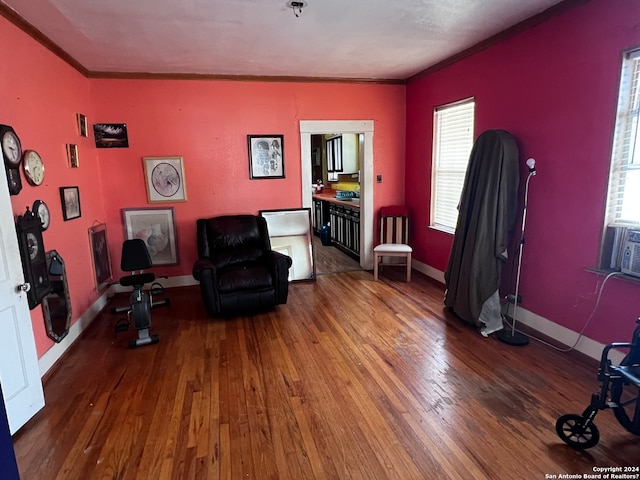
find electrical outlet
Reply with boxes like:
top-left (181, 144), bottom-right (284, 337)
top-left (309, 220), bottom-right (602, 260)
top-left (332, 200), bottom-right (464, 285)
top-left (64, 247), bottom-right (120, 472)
top-left (376, 174), bottom-right (382, 183)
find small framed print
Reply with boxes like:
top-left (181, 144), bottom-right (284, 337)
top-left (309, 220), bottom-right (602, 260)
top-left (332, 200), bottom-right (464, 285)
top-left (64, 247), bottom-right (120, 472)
top-left (143, 156), bottom-right (187, 203)
top-left (93, 123), bottom-right (129, 148)
top-left (248, 135), bottom-right (284, 179)
top-left (60, 186), bottom-right (81, 221)
top-left (67, 144), bottom-right (79, 168)
top-left (76, 113), bottom-right (88, 137)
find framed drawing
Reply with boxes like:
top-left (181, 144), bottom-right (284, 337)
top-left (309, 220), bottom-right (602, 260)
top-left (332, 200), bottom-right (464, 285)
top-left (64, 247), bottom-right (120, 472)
top-left (143, 156), bottom-right (187, 203)
top-left (67, 143), bottom-right (79, 168)
top-left (259, 208), bottom-right (315, 282)
top-left (93, 123), bottom-right (129, 148)
top-left (88, 223), bottom-right (112, 290)
top-left (59, 186), bottom-right (81, 221)
top-left (122, 207), bottom-right (178, 265)
top-left (248, 134), bottom-right (284, 179)
top-left (76, 113), bottom-right (88, 137)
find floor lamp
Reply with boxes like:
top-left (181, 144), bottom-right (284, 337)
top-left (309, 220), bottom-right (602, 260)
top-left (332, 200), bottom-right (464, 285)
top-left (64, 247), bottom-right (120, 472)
top-left (498, 158), bottom-right (537, 346)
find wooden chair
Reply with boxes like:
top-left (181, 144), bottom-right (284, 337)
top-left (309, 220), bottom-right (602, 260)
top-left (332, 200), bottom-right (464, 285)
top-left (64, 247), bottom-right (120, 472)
top-left (373, 206), bottom-right (412, 282)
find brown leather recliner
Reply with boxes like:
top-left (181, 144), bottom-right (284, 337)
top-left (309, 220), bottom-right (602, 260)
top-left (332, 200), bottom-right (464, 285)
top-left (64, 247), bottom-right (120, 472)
top-left (192, 215), bottom-right (292, 317)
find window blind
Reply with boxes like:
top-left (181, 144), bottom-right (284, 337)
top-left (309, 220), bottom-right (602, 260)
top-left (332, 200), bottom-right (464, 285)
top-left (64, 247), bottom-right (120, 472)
top-left (606, 48), bottom-right (640, 225)
top-left (431, 98), bottom-right (475, 232)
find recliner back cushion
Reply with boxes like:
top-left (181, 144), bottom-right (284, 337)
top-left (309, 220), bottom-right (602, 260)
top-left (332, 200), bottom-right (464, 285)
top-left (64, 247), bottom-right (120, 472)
top-left (202, 215), bottom-right (271, 269)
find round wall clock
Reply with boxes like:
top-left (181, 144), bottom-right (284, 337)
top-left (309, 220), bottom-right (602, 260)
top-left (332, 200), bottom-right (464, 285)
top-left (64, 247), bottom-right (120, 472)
top-left (0, 125), bottom-right (22, 167)
top-left (32, 200), bottom-right (51, 231)
top-left (23, 149), bottom-right (45, 186)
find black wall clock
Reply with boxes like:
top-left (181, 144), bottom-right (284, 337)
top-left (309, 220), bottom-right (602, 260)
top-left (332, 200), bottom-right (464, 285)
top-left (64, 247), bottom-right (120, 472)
top-left (16, 207), bottom-right (51, 309)
top-left (0, 124), bottom-right (23, 195)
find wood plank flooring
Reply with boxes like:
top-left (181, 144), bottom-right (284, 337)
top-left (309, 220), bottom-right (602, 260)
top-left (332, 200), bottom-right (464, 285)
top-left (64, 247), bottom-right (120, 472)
top-left (13, 269), bottom-right (640, 479)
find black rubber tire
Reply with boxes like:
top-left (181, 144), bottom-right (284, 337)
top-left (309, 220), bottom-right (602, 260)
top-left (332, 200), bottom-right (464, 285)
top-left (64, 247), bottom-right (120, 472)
top-left (555, 414), bottom-right (600, 449)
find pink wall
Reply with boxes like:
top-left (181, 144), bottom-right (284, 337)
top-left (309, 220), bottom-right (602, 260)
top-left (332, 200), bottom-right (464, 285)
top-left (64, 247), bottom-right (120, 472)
top-left (91, 80), bottom-right (406, 280)
top-left (1, 17), bottom-right (103, 356)
top-left (406, 0), bottom-right (640, 344)
top-left (1, 13), bottom-right (405, 358)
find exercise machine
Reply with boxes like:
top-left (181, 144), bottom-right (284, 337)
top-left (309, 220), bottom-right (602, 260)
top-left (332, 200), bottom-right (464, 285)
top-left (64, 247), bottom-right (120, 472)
top-left (112, 239), bottom-right (170, 348)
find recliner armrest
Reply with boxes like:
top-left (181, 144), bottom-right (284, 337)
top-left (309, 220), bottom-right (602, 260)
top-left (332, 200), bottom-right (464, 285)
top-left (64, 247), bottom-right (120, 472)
top-left (192, 258), bottom-right (217, 281)
top-left (270, 251), bottom-right (292, 304)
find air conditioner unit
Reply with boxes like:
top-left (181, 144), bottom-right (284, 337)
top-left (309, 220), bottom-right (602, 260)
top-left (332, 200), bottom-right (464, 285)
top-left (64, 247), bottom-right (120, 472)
top-left (621, 229), bottom-right (640, 277)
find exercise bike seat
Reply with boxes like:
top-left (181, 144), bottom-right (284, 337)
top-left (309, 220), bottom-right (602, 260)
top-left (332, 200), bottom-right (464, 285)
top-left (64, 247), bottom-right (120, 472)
top-left (119, 272), bottom-right (155, 287)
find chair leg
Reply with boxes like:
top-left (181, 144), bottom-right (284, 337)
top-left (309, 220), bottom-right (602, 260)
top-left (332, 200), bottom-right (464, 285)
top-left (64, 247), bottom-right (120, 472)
top-left (374, 253), bottom-right (379, 281)
top-left (406, 252), bottom-right (412, 282)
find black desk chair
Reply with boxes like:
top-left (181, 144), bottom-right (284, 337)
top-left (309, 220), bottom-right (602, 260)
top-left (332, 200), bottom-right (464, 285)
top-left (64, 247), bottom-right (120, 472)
top-left (112, 239), bottom-right (170, 348)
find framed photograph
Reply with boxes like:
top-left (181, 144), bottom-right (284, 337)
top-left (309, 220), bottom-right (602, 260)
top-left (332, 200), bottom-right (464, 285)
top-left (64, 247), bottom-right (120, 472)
top-left (59, 186), bottom-right (81, 221)
top-left (93, 123), bottom-right (129, 148)
top-left (76, 113), bottom-right (88, 137)
top-left (248, 134), bottom-right (284, 179)
top-left (88, 223), bottom-right (112, 290)
top-left (143, 156), bottom-right (187, 203)
top-left (122, 207), bottom-right (178, 265)
top-left (67, 143), bottom-right (79, 168)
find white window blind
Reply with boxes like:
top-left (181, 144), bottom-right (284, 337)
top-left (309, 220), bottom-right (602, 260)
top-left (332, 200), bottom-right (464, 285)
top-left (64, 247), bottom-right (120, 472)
top-left (431, 98), bottom-right (475, 233)
top-left (605, 48), bottom-right (640, 226)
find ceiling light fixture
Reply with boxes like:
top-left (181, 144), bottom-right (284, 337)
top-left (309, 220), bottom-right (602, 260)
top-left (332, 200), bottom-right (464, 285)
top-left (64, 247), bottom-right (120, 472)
top-left (287, 0), bottom-right (307, 17)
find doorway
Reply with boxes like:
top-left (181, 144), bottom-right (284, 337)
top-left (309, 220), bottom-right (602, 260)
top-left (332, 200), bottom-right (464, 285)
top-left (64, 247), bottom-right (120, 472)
top-left (299, 120), bottom-right (374, 271)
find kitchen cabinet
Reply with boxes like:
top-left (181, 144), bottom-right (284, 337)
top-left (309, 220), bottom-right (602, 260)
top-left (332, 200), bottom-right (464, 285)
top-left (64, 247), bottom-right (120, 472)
top-left (313, 199), bottom-right (329, 233)
top-left (326, 134), bottom-right (359, 175)
top-left (329, 203), bottom-right (360, 260)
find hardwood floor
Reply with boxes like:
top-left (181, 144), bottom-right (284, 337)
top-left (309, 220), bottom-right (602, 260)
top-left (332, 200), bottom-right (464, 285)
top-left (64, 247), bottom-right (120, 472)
top-left (312, 234), bottom-right (361, 275)
top-left (13, 270), bottom-right (640, 479)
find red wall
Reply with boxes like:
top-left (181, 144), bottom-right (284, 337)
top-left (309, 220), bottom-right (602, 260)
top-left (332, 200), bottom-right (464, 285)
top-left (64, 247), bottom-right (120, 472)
top-left (405, 0), bottom-right (640, 344)
top-left (1, 14), bottom-right (405, 357)
top-left (91, 79), bottom-right (406, 280)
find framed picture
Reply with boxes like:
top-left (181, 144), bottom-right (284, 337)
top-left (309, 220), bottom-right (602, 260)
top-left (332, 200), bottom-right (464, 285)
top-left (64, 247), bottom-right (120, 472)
top-left (59, 186), bottom-right (81, 221)
top-left (248, 134), bottom-right (284, 179)
top-left (76, 113), bottom-right (88, 137)
top-left (122, 207), bottom-right (178, 265)
top-left (67, 143), bottom-right (79, 168)
top-left (259, 208), bottom-right (315, 282)
top-left (88, 223), bottom-right (112, 290)
top-left (93, 123), bottom-right (129, 148)
top-left (143, 156), bottom-right (187, 203)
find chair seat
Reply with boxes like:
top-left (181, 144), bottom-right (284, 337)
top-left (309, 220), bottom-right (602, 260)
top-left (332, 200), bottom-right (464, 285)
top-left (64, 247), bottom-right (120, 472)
top-left (374, 243), bottom-right (413, 254)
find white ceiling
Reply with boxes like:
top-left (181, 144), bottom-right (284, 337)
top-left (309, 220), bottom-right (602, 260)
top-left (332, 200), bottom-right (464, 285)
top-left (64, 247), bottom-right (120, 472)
top-left (2, 0), bottom-right (564, 80)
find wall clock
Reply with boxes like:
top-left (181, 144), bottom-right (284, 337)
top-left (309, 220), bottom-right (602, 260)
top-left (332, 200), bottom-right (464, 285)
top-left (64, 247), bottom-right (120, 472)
top-left (23, 149), bottom-right (44, 186)
top-left (32, 200), bottom-right (51, 231)
top-left (0, 124), bottom-right (23, 195)
top-left (16, 207), bottom-right (51, 309)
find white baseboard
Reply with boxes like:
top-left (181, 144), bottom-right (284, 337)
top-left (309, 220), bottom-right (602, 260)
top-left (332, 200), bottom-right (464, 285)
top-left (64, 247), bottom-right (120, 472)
top-left (410, 259), bottom-right (621, 363)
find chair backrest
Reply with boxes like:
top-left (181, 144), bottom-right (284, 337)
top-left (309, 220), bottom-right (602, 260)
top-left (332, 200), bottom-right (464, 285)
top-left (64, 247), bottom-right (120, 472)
top-left (379, 206), bottom-right (410, 245)
top-left (121, 239), bottom-right (153, 271)
top-left (197, 215), bottom-right (272, 269)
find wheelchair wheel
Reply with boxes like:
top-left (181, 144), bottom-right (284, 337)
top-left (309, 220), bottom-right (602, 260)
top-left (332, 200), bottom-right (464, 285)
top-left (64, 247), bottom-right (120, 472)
top-left (611, 374), bottom-right (640, 435)
top-left (556, 414), bottom-right (600, 449)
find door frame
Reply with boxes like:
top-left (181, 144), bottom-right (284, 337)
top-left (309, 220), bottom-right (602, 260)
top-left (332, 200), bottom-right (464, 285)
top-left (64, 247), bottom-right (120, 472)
top-left (299, 120), bottom-right (374, 270)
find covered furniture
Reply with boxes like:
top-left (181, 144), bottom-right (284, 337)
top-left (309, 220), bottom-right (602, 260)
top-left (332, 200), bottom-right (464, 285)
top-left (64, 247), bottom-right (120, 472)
top-left (444, 129), bottom-right (520, 334)
top-left (373, 205), bottom-right (412, 282)
top-left (192, 215), bottom-right (292, 317)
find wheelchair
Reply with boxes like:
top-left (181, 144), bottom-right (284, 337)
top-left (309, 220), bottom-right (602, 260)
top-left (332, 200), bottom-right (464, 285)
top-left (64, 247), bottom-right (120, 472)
top-left (111, 239), bottom-right (170, 348)
top-left (556, 317), bottom-right (640, 449)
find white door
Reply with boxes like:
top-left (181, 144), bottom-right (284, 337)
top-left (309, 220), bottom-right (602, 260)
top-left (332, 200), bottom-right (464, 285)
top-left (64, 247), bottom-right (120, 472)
top-left (0, 168), bottom-right (45, 434)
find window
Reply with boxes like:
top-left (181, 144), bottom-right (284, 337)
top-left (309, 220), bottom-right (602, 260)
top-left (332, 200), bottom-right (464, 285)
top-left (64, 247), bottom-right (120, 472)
top-left (605, 48), bottom-right (640, 226)
top-left (431, 98), bottom-right (475, 233)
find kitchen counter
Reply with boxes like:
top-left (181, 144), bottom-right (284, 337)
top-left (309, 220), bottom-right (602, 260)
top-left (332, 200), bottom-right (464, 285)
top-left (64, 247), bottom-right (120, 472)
top-left (312, 192), bottom-right (360, 208)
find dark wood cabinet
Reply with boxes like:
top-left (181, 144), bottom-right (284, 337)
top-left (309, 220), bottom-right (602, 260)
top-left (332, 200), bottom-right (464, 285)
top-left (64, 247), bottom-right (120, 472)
top-left (329, 203), bottom-right (359, 260)
top-left (313, 199), bottom-right (329, 233)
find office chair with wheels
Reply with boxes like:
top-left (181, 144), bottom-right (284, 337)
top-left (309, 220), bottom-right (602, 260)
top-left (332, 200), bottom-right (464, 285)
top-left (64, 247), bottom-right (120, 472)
top-left (111, 239), bottom-right (170, 348)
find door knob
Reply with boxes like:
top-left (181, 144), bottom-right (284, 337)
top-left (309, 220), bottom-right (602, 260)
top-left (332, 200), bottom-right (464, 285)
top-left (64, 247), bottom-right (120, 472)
top-left (18, 283), bottom-right (31, 292)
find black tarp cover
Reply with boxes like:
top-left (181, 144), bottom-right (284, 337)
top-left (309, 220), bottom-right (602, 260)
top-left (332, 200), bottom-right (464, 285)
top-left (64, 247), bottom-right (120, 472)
top-left (444, 129), bottom-right (520, 329)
